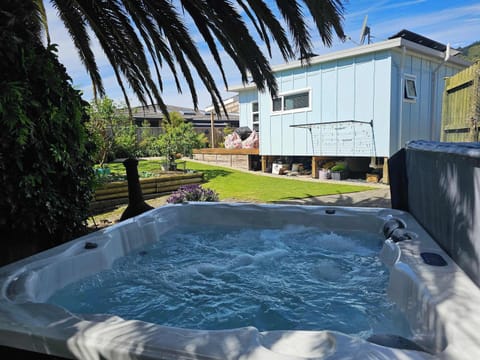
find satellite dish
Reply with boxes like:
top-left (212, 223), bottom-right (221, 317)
top-left (359, 15), bottom-right (371, 45)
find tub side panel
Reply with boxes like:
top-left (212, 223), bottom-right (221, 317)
top-left (405, 142), bottom-right (480, 287)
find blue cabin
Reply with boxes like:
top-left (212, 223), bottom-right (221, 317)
top-left (230, 30), bottom-right (469, 179)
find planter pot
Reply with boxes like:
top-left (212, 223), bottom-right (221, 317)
top-left (272, 163), bottom-right (289, 175)
top-left (331, 170), bottom-right (349, 180)
top-left (95, 167), bottom-right (111, 176)
top-left (318, 169), bottom-right (331, 179)
top-left (161, 162), bottom-right (177, 171)
top-left (366, 173), bottom-right (380, 183)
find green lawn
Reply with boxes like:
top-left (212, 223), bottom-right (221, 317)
top-left (103, 159), bottom-right (374, 202)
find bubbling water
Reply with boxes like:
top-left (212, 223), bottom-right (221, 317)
top-left (48, 225), bottom-right (411, 338)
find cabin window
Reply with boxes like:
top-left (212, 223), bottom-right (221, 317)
top-left (272, 89), bottom-right (311, 113)
top-left (404, 75), bottom-right (417, 102)
top-left (284, 92), bottom-right (309, 110)
top-left (252, 101), bottom-right (259, 132)
top-left (272, 98), bottom-right (282, 111)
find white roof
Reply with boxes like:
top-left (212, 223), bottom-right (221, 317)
top-left (229, 37), bottom-right (470, 92)
top-left (204, 95), bottom-right (239, 112)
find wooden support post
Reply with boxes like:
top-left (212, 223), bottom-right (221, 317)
top-left (312, 156), bottom-right (320, 178)
top-left (382, 157), bottom-right (389, 184)
top-left (261, 156), bottom-right (268, 173)
top-left (210, 112), bottom-right (215, 148)
top-left (311, 156), bottom-right (330, 178)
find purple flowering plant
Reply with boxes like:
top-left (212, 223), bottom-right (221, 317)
top-left (167, 184), bottom-right (219, 204)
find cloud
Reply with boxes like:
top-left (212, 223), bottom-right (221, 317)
top-left (346, 0), bottom-right (427, 20)
top-left (44, 0), bottom-right (480, 111)
top-left (370, 3), bottom-right (480, 44)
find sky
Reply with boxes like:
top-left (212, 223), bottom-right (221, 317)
top-left (45, 0), bottom-right (480, 111)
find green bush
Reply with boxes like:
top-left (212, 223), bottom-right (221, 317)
top-left (157, 112), bottom-right (205, 167)
top-left (0, 7), bottom-right (95, 247)
top-left (113, 125), bottom-right (138, 158)
top-left (85, 97), bottom-right (120, 166)
top-left (138, 122), bottom-right (162, 157)
top-left (218, 125), bottom-right (234, 148)
top-left (138, 136), bottom-right (162, 157)
top-left (331, 164), bottom-right (347, 172)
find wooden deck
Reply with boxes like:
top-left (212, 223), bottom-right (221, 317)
top-left (193, 148), bottom-right (259, 155)
top-left (193, 148), bottom-right (259, 170)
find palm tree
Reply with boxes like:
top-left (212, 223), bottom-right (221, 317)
top-left (0, 1), bottom-right (346, 254)
top-left (37, 0), bottom-right (345, 115)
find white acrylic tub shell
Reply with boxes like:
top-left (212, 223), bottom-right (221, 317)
top-left (0, 203), bottom-right (479, 359)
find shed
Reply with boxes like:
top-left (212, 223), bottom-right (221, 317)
top-left (230, 30), bottom-right (469, 178)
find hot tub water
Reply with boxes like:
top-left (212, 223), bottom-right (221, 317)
top-left (48, 224), bottom-right (411, 339)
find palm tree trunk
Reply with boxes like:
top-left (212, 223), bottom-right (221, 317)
top-left (120, 158), bottom-right (153, 221)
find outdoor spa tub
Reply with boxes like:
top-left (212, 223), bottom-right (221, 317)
top-left (1, 203), bottom-right (479, 359)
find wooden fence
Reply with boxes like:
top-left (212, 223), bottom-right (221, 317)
top-left (441, 61), bottom-right (480, 142)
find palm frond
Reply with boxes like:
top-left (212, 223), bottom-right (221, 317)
top-left (179, 0), bottom-right (229, 92)
top-left (144, 0), bottom-right (227, 114)
top-left (73, 0), bottom-right (159, 110)
top-left (35, 0), bottom-right (51, 45)
top-left (302, 0), bottom-right (345, 46)
top-left (241, 0), bottom-right (295, 60)
top-left (51, 0), bottom-right (104, 98)
top-left (274, 0), bottom-right (313, 61)
top-left (45, 0), bottom-right (345, 115)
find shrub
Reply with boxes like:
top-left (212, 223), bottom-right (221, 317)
top-left (331, 164), bottom-right (347, 172)
top-left (0, 8), bottom-right (95, 248)
top-left (136, 120), bottom-right (161, 157)
top-left (86, 97), bottom-right (129, 165)
top-left (157, 112), bottom-right (205, 169)
top-left (167, 184), bottom-right (219, 204)
top-left (138, 136), bottom-right (162, 157)
top-left (113, 124), bottom-right (138, 158)
top-left (321, 161), bottom-right (336, 170)
top-left (218, 125), bottom-right (234, 148)
top-left (195, 131), bottom-right (209, 149)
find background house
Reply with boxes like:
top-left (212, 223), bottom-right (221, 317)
top-left (231, 30), bottom-right (470, 180)
top-left (131, 102), bottom-right (239, 145)
top-left (204, 96), bottom-right (240, 148)
top-left (132, 103), bottom-right (239, 130)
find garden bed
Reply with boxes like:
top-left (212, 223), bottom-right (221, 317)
top-left (90, 172), bottom-right (203, 213)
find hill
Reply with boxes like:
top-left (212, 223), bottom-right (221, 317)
top-left (458, 41), bottom-right (480, 62)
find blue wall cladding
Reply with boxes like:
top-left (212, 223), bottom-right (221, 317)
top-left (237, 45), bottom-right (466, 158)
top-left (256, 52), bottom-right (392, 157)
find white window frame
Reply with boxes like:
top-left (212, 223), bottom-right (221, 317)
top-left (271, 88), bottom-right (312, 114)
top-left (404, 74), bottom-right (417, 103)
top-left (251, 101), bottom-right (259, 132)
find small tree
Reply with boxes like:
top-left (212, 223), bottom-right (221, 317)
top-left (113, 122), bottom-right (138, 158)
top-left (86, 97), bottom-right (141, 163)
top-left (138, 120), bottom-right (162, 157)
top-left (85, 97), bottom-right (118, 167)
top-left (157, 112), bottom-right (203, 169)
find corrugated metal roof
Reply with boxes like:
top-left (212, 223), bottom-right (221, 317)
top-left (388, 29), bottom-right (448, 52)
